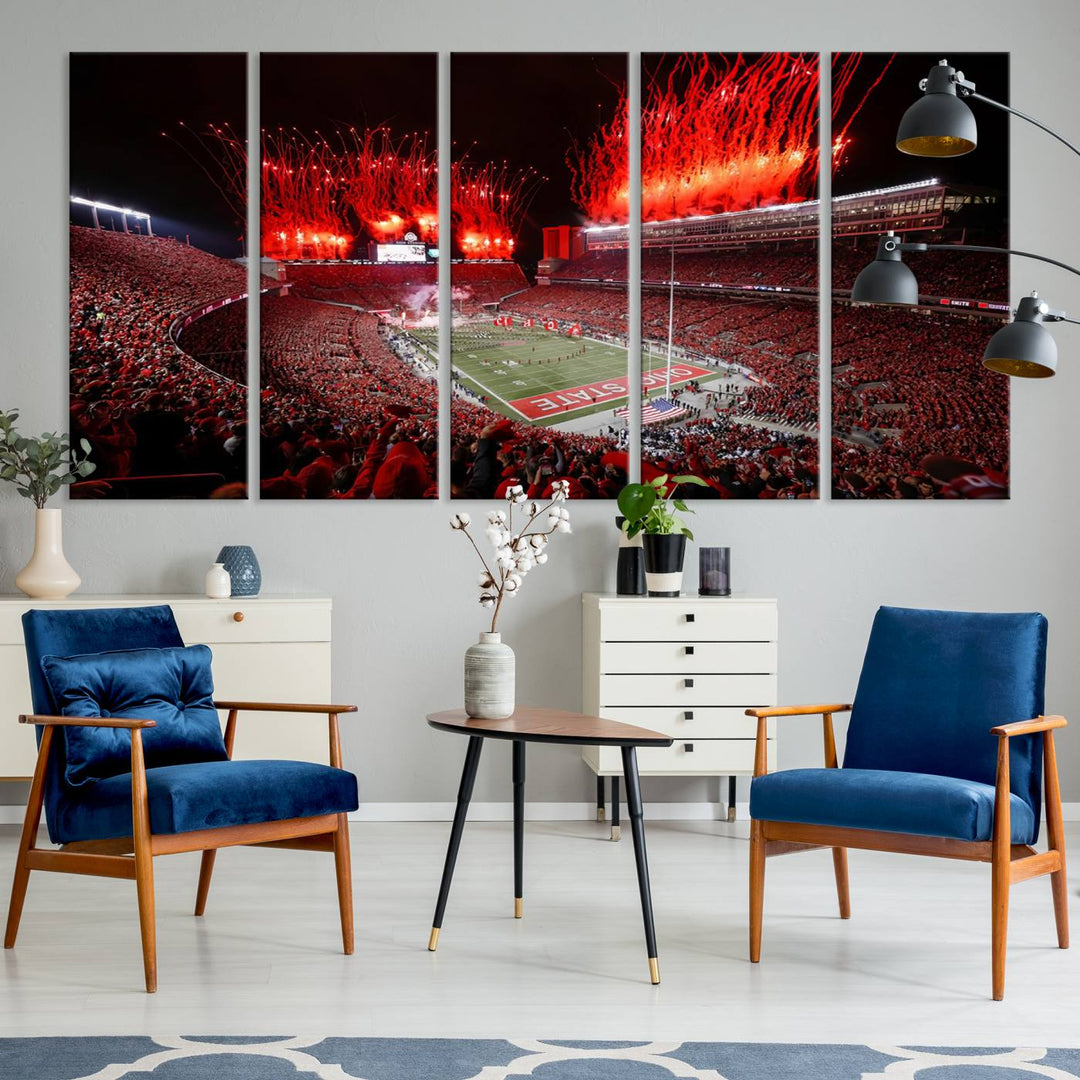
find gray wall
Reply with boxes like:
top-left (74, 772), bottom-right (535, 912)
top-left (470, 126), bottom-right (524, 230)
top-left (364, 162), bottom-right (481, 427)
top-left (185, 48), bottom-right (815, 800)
top-left (2, 0), bottom-right (1079, 807)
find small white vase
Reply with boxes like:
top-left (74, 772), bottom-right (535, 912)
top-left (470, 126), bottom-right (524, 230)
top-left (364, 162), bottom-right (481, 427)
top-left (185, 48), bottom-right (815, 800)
top-left (204, 562), bottom-right (231, 599)
top-left (464, 631), bottom-right (515, 719)
top-left (15, 508), bottom-right (81, 600)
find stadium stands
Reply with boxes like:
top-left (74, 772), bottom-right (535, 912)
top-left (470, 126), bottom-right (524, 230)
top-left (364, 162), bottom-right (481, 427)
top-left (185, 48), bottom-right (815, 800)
top-left (259, 295), bottom-right (438, 498)
top-left (68, 227), bottom-right (250, 496)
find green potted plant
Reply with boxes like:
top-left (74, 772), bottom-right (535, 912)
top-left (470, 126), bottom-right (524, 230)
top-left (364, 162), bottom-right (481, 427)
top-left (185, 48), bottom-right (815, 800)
top-left (617, 474), bottom-right (707, 596)
top-left (0, 409), bottom-right (95, 599)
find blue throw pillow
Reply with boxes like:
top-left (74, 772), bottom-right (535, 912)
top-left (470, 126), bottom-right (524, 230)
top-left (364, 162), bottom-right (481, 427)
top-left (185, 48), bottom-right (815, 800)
top-left (40, 644), bottom-right (228, 786)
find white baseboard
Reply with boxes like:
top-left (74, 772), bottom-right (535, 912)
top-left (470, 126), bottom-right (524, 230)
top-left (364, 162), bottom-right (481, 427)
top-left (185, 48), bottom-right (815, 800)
top-left (3, 801), bottom-right (1080, 826)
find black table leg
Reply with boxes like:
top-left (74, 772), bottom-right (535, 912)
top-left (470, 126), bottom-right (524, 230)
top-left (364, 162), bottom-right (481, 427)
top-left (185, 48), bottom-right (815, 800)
top-left (610, 775), bottom-right (621, 841)
top-left (621, 745), bottom-right (660, 984)
top-left (429, 735), bottom-right (484, 951)
top-left (596, 774), bottom-right (606, 823)
top-left (728, 775), bottom-right (738, 823)
top-left (513, 740), bottom-right (525, 919)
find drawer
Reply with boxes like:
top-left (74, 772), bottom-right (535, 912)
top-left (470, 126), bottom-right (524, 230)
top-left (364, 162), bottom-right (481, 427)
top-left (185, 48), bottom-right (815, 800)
top-left (172, 601), bottom-right (331, 645)
top-left (600, 673), bottom-right (776, 708)
top-left (600, 705), bottom-right (773, 741)
top-left (590, 738), bottom-right (772, 775)
top-left (601, 640), bottom-right (776, 675)
top-left (598, 600), bottom-right (776, 643)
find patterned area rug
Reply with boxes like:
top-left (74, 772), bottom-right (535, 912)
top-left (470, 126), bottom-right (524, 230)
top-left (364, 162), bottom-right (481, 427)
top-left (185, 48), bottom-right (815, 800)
top-left (2, 1038), bottom-right (1079, 1079)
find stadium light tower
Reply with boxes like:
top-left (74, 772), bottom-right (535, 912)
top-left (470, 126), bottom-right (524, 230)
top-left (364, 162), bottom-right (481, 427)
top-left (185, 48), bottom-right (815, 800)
top-left (70, 196), bottom-right (154, 237)
top-left (852, 233), bottom-right (1080, 377)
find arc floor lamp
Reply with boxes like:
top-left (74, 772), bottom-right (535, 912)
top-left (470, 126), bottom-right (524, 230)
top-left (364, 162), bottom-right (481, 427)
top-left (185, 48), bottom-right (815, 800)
top-left (850, 59), bottom-right (1080, 378)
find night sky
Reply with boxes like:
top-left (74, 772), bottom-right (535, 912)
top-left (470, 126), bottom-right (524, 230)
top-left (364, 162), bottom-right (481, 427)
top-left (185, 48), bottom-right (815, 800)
top-left (452, 53), bottom-right (627, 271)
top-left (832, 52), bottom-right (1009, 202)
top-left (69, 53), bottom-right (247, 257)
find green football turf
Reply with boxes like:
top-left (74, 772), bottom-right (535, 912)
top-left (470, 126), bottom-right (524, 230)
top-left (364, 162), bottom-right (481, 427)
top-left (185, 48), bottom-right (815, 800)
top-left (409, 323), bottom-right (719, 427)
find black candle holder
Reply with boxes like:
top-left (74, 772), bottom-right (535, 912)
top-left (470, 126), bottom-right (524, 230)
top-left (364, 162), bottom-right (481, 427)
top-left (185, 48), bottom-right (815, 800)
top-left (698, 547), bottom-right (731, 596)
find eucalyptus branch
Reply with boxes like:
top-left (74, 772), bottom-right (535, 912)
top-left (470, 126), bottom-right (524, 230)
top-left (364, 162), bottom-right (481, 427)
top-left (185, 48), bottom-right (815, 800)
top-left (0, 409), bottom-right (97, 509)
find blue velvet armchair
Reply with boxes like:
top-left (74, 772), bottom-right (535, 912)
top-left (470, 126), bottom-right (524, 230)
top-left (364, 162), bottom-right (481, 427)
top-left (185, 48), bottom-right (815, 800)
top-left (4, 605), bottom-right (360, 992)
top-left (747, 606), bottom-right (1068, 1000)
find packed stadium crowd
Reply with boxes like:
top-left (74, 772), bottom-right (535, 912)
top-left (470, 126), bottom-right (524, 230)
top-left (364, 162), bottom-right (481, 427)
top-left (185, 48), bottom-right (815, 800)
top-left (831, 305), bottom-right (1008, 498)
top-left (68, 227), bottom-right (253, 497)
top-left (259, 295), bottom-right (438, 498)
top-left (176, 300), bottom-right (248, 383)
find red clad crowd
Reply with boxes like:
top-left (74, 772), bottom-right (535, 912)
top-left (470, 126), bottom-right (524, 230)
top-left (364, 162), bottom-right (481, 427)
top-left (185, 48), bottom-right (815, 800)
top-left (831, 305), bottom-right (1009, 498)
top-left (69, 227), bottom-right (253, 497)
top-left (259, 295), bottom-right (438, 498)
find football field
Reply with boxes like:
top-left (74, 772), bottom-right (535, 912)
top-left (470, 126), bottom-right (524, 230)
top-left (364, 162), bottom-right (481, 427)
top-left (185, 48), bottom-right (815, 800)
top-left (411, 322), bottom-right (721, 427)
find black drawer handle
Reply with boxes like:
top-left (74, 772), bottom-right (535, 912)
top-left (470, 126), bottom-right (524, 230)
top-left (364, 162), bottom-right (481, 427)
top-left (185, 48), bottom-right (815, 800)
top-left (685, 613), bottom-right (695, 623)
top-left (684, 645), bottom-right (695, 655)
top-left (684, 743), bottom-right (694, 752)
top-left (684, 710), bottom-right (694, 721)
top-left (684, 678), bottom-right (694, 689)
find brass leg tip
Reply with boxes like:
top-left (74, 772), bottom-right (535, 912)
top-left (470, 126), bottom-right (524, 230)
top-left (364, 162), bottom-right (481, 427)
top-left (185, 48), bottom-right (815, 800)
top-left (596, 808), bottom-right (606, 822)
top-left (428, 927), bottom-right (440, 951)
top-left (514, 897), bottom-right (523, 919)
top-left (648, 957), bottom-right (660, 984)
top-left (610, 826), bottom-right (621, 842)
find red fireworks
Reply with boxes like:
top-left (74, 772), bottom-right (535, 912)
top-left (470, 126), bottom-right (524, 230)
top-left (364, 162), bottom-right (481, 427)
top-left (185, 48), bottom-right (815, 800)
top-left (570, 53), bottom-right (889, 224)
top-left (261, 129), bottom-right (351, 260)
top-left (451, 154), bottom-right (546, 260)
top-left (162, 121), bottom-right (247, 228)
top-left (337, 126), bottom-right (438, 244)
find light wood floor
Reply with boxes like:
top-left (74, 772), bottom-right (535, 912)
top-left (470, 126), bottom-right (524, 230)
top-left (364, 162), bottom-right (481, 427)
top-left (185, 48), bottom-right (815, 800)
top-left (1, 820), bottom-right (1077, 1045)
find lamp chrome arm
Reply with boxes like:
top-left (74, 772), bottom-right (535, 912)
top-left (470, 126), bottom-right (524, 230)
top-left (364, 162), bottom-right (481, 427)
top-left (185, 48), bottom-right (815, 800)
top-left (965, 90), bottom-right (1080, 161)
top-left (897, 242), bottom-right (1080, 282)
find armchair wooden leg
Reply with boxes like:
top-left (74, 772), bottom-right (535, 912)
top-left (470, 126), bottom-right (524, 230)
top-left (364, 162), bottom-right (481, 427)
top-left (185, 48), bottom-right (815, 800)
top-left (5, 726), bottom-right (52, 950)
top-left (194, 850), bottom-right (216, 916)
top-left (131, 731), bottom-right (157, 993)
top-left (333, 813), bottom-right (354, 955)
top-left (1044, 731), bottom-right (1070, 950)
top-left (991, 737), bottom-right (1011, 1001)
top-left (832, 847), bottom-right (851, 919)
top-left (749, 819), bottom-right (765, 963)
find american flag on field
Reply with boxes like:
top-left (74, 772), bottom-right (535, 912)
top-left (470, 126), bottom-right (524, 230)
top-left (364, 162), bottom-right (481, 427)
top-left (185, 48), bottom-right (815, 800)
top-left (614, 397), bottom-right (687, 426)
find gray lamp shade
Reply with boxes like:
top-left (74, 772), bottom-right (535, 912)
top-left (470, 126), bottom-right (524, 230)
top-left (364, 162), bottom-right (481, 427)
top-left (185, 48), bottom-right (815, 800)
top-left (896, 63), bottom-right (977, 157)
top-left (851, 251), bottom-right (920, 305)
top-left (982, 319), bottom-right (1058, 378)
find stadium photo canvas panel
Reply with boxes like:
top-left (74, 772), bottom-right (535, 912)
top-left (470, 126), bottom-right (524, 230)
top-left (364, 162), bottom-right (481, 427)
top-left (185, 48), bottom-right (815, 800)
top-left (639, 53), bottom-right (822, 500)
top-left (831, 52), bottom-right (1010, 499)
top-left (449, 52), bottom-right (630, 500)
top-left (69, 52), bottom-right (249, 500)
top-left (259, 52), bottom-right (438, 500)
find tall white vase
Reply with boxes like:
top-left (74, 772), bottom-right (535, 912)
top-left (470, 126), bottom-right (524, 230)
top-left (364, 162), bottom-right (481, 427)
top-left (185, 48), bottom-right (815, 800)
top-left (464, 631), bottom-right (515, 719)
top-left (15, 508), bottom-right (81, 600)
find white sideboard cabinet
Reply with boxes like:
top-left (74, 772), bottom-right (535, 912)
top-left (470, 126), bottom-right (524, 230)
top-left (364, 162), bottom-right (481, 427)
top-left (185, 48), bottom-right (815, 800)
top-left (582, 592), bottom-right (778, 836)
top-left (0, 594), bottom-right (334, 781)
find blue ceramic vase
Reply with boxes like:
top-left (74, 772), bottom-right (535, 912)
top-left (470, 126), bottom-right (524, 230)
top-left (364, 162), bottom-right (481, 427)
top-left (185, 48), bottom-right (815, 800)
top-left (216, 545), bottom-right (261, 597)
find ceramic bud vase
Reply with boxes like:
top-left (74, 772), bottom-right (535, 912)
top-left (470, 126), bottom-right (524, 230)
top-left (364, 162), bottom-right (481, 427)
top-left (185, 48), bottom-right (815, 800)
top-left (642, 533), bottom-right (687, 597)
top-left (15, 508), bottom-right (81, 599)
top-left (204, 562), bottom-right (231, 599)
top-left (464, 632), bottom-right (515, 719)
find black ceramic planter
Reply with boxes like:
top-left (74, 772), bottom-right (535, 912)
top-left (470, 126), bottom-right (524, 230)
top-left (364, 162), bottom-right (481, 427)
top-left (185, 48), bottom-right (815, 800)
top-left (642, 533), bottom-right (687, 597)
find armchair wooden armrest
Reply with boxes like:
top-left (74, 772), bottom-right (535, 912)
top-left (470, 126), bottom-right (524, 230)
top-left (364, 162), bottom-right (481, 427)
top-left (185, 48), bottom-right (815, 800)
top-left (19, 713), bottom-right (157, 729)
top-left (213, 701), bottom-right (357, 714)
top-left (213, 702), bottom-right (357, 768)
top-left (990, 715), bottom-right (1067, 738)
top-left (745, 703), bottom-right (852, 719)
top-left (745, 704), bottom-right (852, 777)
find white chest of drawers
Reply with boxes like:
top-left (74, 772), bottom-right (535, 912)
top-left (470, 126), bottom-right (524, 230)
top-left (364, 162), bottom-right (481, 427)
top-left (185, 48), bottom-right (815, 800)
top-left (581, 593), bottom-right (778, 821)
top-left (0, 594), bottom-right (333, 781)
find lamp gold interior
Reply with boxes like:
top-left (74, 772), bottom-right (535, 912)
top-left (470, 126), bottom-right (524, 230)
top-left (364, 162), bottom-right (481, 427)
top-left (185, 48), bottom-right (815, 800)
top-left (982, 355), bottom-right (1056, 378)
top-left (896, 135), bottom-right (976, 157)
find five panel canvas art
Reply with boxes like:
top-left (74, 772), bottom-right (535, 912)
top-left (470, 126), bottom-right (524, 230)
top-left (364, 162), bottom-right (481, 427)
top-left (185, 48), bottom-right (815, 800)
top-left (67, 52), bottom-right (1010, 501)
